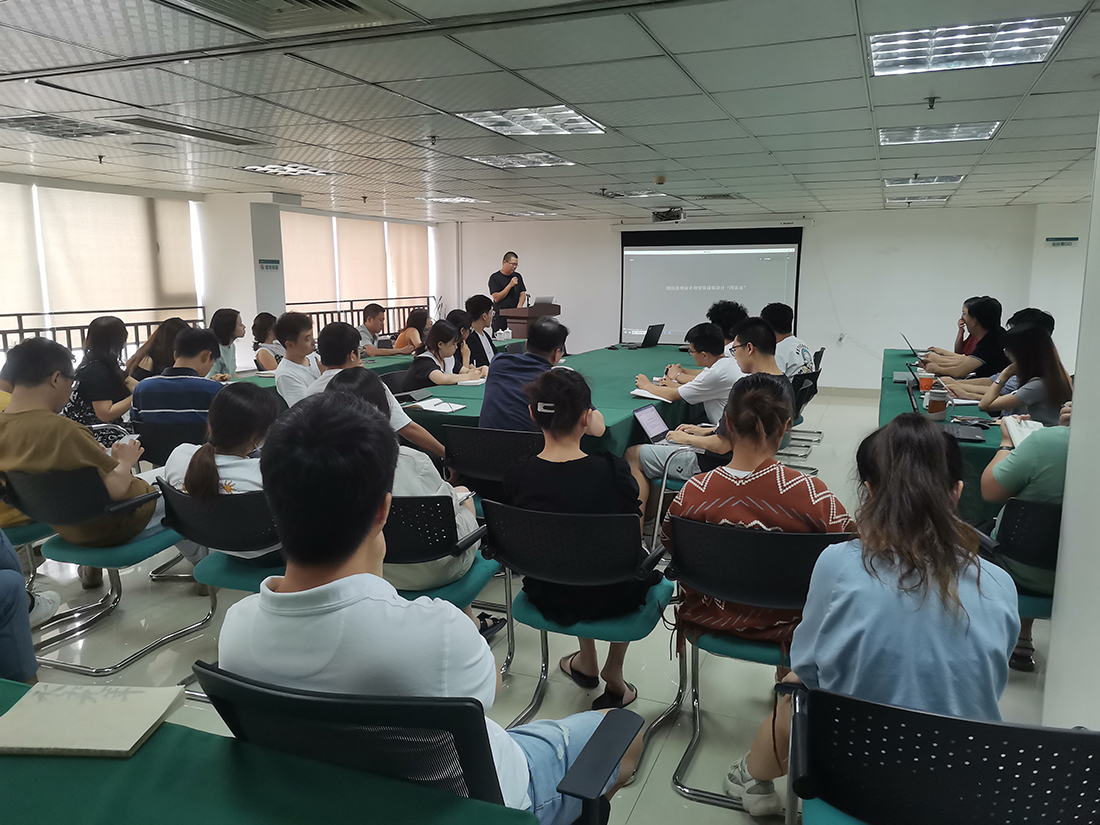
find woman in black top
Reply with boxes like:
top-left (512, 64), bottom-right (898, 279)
top-left (504, 368), bottom-right (658, 710)
top-left (400, 321), bottom-right (487, 393)
top-left (445, 309), bottom-right (474, 374)
top-left (125, 316), bottom-right (188, 381)
top-left (74, 315), bottom-right (137, 426)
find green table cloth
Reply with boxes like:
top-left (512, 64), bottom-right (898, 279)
top-left (0, 679), bottom-right (534, 824)
top-left (879, 349), bottom-right (1001, 524)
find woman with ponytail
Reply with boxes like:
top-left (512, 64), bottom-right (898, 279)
top-left (161, 382), bottom-right (281, 564)
top-left (721, 414), bottom-right (1020, 818)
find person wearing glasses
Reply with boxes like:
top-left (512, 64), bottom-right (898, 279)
top-left (488, 251), bottom-right (527, 333)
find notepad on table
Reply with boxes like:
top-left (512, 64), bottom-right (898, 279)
top-left (1005, 416), bottom-right (1044, 446)
top-left (631, 388), bottom-right (669, 404)
top-left (0, 683), bottom-right (184, 758)
top-left (457, 377), bottom-right (486, 386)
top-left (405, 397), bottom-right (466, 413)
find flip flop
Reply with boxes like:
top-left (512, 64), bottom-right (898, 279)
top-left (559, 652), bottom-right (600, 689)
top-left (477, 613), bottom-right (506, 640)
top-left (591, 682), bottom-right (638, 710)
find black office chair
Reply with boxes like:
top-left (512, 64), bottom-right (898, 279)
top-left (787, 687), bottom-right (1100, 825)
top-left (780, 369), bottom-right (823, 474)
top-left (655, 517), bottom-right (853, 813)
top-left (380, 370), bottom-right (408, 394)
top-left (193, 660), bottom-right (643, 824)
top-left (441, 425), bottom-right (544, 504)
top-left (812, 347), bottom-right (825, 371)
top-left (253, 357), bottom-right (264, 371)
top-left (987, 498), bottom-right (1061, 620)
top-left (504, 341), bottom-right (524, 354)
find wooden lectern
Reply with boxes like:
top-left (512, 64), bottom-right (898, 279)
top-left (500, 304), bottom-right (560, 339)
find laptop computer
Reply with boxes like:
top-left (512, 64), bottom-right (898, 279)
top-left (533, 295), bottom-right (555, 305)
top-left (633, 404), bottom-right (703, 452)
top-left (625, 323), bottom-right (664, 350)
top-left (903, 366), bottom-right (985, 442)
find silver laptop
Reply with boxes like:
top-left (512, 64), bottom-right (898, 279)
top-left (633, 404), bottom-right (703, 452)
top-left (533, 295), bottom-right (555, 305)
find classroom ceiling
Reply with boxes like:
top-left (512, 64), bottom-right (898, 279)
top-left (0, 0), bottom-right (1096, 222)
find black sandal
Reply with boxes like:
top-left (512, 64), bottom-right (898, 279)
top-left (591, 682), bottom-right (638, 710)
top-left (559, 652), bottom-right (600, 689)
top-left (1010, 639), bottom-right (1036, 673)
top-left (477, 613), bottom-right (506, 640)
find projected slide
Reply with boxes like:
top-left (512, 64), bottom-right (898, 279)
top-left (622, 244), bottom-right (799, 343)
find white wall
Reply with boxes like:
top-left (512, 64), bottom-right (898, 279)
top-left (1029, 204), bottom-right (1091, 374)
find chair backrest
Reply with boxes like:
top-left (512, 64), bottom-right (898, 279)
top-left (157, 480), bottom-right (279, 553)
top-left (792, 688), bottom-right (1100, 824)
top-left (441, 426), bottom-right (544, 483)
top-left (132, 420), bottom-right (208, 467)
top-left (995, 498), bottom-right (1062, 571)
top-left (380, 370), bottom-right (408, 394)
top-left (192, 661), bottom-right (504, 805)
top-left (0, 467), bottom-right (113, 525)
top-left (813, 347), bottom-right (825, 370)
top-left (791, 369), bottom-right (821, 418)
top-left (666, 517), bottom-right (853, 610)
top-left (481, 499), bottom-right (644, 585)
top-left (383, 496), bottom-right (459, 564)
top-left (504, 341), bottom-right (524, 354)
top-left (253, 358), bottom-right (264, 371)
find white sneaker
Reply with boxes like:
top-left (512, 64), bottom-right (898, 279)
top-left (722, 754), bottom-right (783, 817)
top-left (28, 589), bottom-right (61, 628)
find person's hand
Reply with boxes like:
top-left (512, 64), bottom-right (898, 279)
top-left (665, 429), bottom-right (690, 445)
top-left (677, 423), bottom-right (710, 436)
top-left (110, 438), bottom-right (144, 469)
top-left (125, 376), bottom-right (139, 391)
top-left (212, 373), bottom-right (231, 382)
top-left (635, 374), bottom-right (654, 390)
top-left (667, 364), bottom-right (683, 378)
top-left (1000, 362), bottom-right (1017, 378)
top-left (478, 366), bottom-right (488, 378)
top-left (1060, 402), bottom-right (1072, 426)
top-left (509, 276), bottom-right (518, 288)
top-left (958, 317), bottom-right (966, 331)
top-left (397, 344), bottom-right (414, 355)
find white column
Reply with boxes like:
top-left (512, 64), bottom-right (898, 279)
top-left (1041, 118), bottom-right (1100, 728)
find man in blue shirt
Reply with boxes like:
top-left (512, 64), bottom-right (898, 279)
top-left (479, 317), bottom-right (605, 437)
top-left (131, 327), bottom-right (222, 424)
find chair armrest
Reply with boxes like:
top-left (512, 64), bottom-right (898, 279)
top-left (453, 524), bottom-right (489, 554)
top-left (557, 708), bottom-right (643, 803)
top-left (777, 683), bottom-right (815, 800)
top-left (973, 526), bottom-right (1000, 560)
top-left (636, 544), bottom-right (666, 579)
top-left (104, 490), bottom-right (161, 515)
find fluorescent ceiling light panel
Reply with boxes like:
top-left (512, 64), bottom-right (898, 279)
top-left (597, 189), bottom-right (664, 198)
top-left (416, 196), bottom-right (489, 203)
top-left (0, 114), bottom-right (131, 139)
top-left (466, 152), bottom-right (574, 169)
top-left (886, 195), bottom-right (950, 204)
top-left (884, 175), bottom-right (966, 186)
top-left (242, 163), bottom-right (339, 176)
top-left (456, 105), bottom-right (604, 136)
top-left (870, 16), bottom-right (1072, 76)
top-left (878, 123), bottom-right (1000, 145)
top-left (505, 211), bottom-right (557, 216)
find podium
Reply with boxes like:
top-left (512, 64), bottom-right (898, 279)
top-left (500, 304), bottom-right (560, 339)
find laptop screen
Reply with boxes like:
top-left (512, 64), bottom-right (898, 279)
top-left (633, 404), bottom-right (669, 441)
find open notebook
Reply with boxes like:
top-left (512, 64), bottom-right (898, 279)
top-left (404, 397), bottom-right (466, 413)
top-left (1005, 417), bottom-right (1044, 447)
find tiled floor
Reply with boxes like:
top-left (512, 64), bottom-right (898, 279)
top-left (26, 390), bottom-right (1047, 823)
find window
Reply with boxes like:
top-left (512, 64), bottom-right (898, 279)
top-left (280, 211), bottom-right (337, 304)
top-left (0, 182), bottom-right (40, 315)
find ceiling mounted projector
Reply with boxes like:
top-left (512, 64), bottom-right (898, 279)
top-left (652, 207), bottom-right (685, 223)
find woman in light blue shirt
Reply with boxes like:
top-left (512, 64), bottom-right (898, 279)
top-left (723, 413), bottom-right (1019, 818)
top-left (207, 308), bottom-right (245, 381)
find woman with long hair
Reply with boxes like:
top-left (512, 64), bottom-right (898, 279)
top-left (251, 312), bottom-right (285, 371)
top-left (73, 315), bottom-right (136, 426)
top-left (207, 308), bottom-right (245, 381)
top-left (722, 414), bottom-right (1019, 817)
top-left (978, 324), bottom-right (1072, 426)
top-left (445, 309), bottom-right (475, 374)
top-left (400, 321), bottom-right (487, 392)
top-left (393, 308), bottom-right (430, 351)
top-left (125, 317), bottom-right (189, 380)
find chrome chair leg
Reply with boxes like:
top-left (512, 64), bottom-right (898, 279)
top-left (779, 462), bottom-right (818, 476)
top-left (500, 569), bottom-right (516, 678)
top-left (34, 568), bottom-right (123, 645)
top-left (149, 551), bottom-right (195, 582)
top-left (625, 635), bottom-right (688, 786)
top-left (509, 628), bottom-right (549, 729)
top-left (180, 668), bottom-right (212, 703)
top-left (776, 443), bottom-right (812, 459)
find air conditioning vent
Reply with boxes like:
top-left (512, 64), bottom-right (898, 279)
top-left (177, 0), bottom-right (412, 36)
top-left (680, 193), bottom-right (744, 201)
top-left (111, 116), bottom-right (264, 147)
top-left (0, 115), bottom-right (132, 139)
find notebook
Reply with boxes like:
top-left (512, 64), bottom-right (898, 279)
top-left (630, 388), bottom-right (669, 404)
top-left (0, 683), bottom-right (183, 757)
top-left (1004, 417), bottom-right (1044, 446)
top-left (404, 397), bottom-right (466, 413)
top-left (457, 377), bottom-right (486, 386)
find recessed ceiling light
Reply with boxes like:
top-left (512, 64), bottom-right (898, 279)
top-left (456, 105), bottom-right (604, 136)
top-left (416, 196), bottom-right (489, 204)
top-left (242, 163), bottom-right (339, 177)
top-left (878, 123), bottom-right (1000, 145)
top-left (505, 211), bottom-right (558, 217)
top-left (870, 16), bottom-right (1072, 76)
top-left (0, 114), bottom-right (131, 139)
top-left (596, 189), bottom-right (664, 198)
top-left (884, 174), bottom-right (966, 186)
top-left (886, 195), bottom-right (950, 205)
top-left (466, 152), bottom-right (574, 169)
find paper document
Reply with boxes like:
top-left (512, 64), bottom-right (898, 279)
top-left (0, 683), bottom-right (183, 757)
top-left (631, 388), bottom-right (669, 404)
top-left (405, 397), bottom-right (466, 413)
top-left (1005, 417), bottom-right (1044, 446)
top-left (457, 378), bottom-right (486, 386)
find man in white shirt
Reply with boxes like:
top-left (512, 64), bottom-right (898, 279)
top-left (464, 294), bottom-right (499, 369)
top-left (218, 393), bottom-right (641, 823)
top-left (627, 323), bottom-right (742, 515)
top-left (273, 312), bottom-right (321, 408)
top-left (356, 303), bottom-right (414, 358)
top-left (760, 303), bottom-right (814, 378)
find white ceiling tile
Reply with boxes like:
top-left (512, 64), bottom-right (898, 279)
top-left (1015, 90), bottom-right (1100, 119)
top-left (859, 1), bottom-right (1081, 35)
top-left (773, 147), bottom-right (877, 164)
top-left (650, 137), bottom-right (761, 157)
top-left (993, 134), bottom-right (1096, 153)
top-left (712, 79), bottom-right (868, 119)
top-left (762, 131), bottom-right (874, 152)
top-left (381, 72), bottom-right (557, 112)
top-left (679, 37), bottom-right (864, 93)
top-left (298, 37), bottom-right (496, 83)
top-left (1057, 10), bottom-right (1100, 60)
top-left (782, 160), bottom-right (880, 174)
top-left (521, 56), bottom-right (699, 103)
top-left (47, 67), bottom-right (234, 107)
top-left (1033, 56), bottom-right (1100, 94)
top-left (873, 98), bottom-right (1020, 128)
top-left (869, 64), bottom-right (1043, 106)
top-left (795, 171), bottom-right (881, 182)
top-left (0, 24), bottom-right (114, 72)
top-left (620, 120), bottom-right (750, 144)
top-left (684, 152), bottom-right (784, 170)
top-left (262, 84), bottom-right (434, 120)
top-left (741, 108), bottom-right (873, 137)
top-left (174, 54), bottom-right (354, 96)
top-left (557, 145), bottom-right (660, 163)
top-left (578, 95), bottom-right (728, 128)
top-left (999, 115), bottom-right (1099, 137)
top-left (879, 142), bottom-right (988, 159)
top-left (348, 114), bottom-right (492, 141)
top-left (150, 96), bottom-right (328, 130)
top-left (0, 81), bottom-right (128, 113)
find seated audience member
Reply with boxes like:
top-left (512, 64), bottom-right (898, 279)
top-left (218, 393), bottom-right (642, 823)
top-left (981, 413), bottom-right (1070, 671)
top-left (977, 325), bottom-right (1072, 426)
top-left (393, 308), bottom-right (431, 351)
top-left (273, 312), bottom-right (320, 408)
top-left (325, 369), bottom-right (483, 594)
top-left (724, 414), bottom-right (1018, 816)
top-left (207, 308), bottom-right (246, 381)
top-left (921, 296), bottom-right (1008, 378)
top-left (0, 381), bottom-right (30, 535)
top-left (159, 382), bottom-right (282, 566)
top-left (125, 317), bottom-right (189, 381)
top-left (660, 374), bottom-right (853, 654)
top-left (951, 296), bottom-right (983, 356)
top-left (480, 316), bottom-right (606, 436)
top-left (941, 307), bottom-right (1055, 400)
top-left (356, 303), bottom-right (414, 357)
top-left (464, 294), bottom-right (499, 368)
top-left (252, 312), bottom-right (285, 371)
top-left (708, 299), bottom-right (750, 358)
top-left (402, 321), bottom-right (487, 393)
top-left (759, 302), bottom-right (814, 377)
top-left (130, 327), bottom-right (222, 425)
top-left (445, 309), bottom-right (477, 375)
top-left (0, 529), bottom-right (51, 682)
top-left (68, 315), bottom-right (138, 432)
top-left (507, 369), bottom-right (662, 710)
top-left (627, 323), bottom-right (742, 513)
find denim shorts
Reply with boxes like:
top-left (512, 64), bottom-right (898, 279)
top-left (508, 710), bottom-right (620, 825)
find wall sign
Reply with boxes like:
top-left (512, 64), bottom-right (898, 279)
top-left (258, 258), bottom-right (281, 271)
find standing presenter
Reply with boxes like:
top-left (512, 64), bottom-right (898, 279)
top-left (488, 251), bottom-right (527, 333)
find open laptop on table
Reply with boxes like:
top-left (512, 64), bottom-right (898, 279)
top-left (532, 295), bottom-right (555, 305)
top-left (633, 404), bottom-right (704, 453)
top-left (624, 323), bottom-right (664, 350)
top-left (903, 366), bottom-right (985, 443)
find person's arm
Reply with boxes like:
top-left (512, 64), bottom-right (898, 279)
top-left (585, 408), bottom-right (606, 437)
top-left (668, 429), bottom-right (730, 453)
top-left (922, 353), bottom-right (983, 378)
top-left (635, 374), bottom-right (681, 402)
top-left (981, 419), bottom-right (1022, 503)
top-left (490, 277), bottom-right (518, 303)
top-left (103, 438), bottom-right (144, 500)
top-left (256, 349), bottom-right (278, 371)
top-left (941, 377), bottom-right (988, 401)
top-left (953, 317), bottom-right (967, 354)
top-left (428, 369), bottom-right (463, 386)
top-left (517, 292), bottom-right (526, 308)
top-left (397, 421), bottom-right (445, 458)
top-left (92, 396), bottom-right (132, 423)
top-left (364, 343), bottom-right (414, 356)
top-left (979, 364), bottom-right (1020, 413)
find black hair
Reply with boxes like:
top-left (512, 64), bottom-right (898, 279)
top-left (706, 300), bottom-right (749, 340)
top-left (965, 296), bottom-right (1002, 332)
top-left (722, 372), bottom-right (794, 449)
top-left (81, 316), bottom-right (129, 382)
top-left (402, 309), bottom-right (430, 338)
top-left (524, 368), bottom-right (590, 435)
top-left (526, 316), bottom-right (569, 358)
top-left (3, 337), bottom-right (75, 387)
top-left (465, 294), bottom-right (494, 319)
top-left (325, 367), bottom-right (389, 418)
top-left (731, 316), bottom-right (777, 356)
top-left (260, 392), bottom-right (398, 566)
top-left (251, 312), bottom-right (278, 351)
top-left (503, 251), bottom-right (518, 263)
top-left (1003, 324), bottom-right (1073, 409)
top-left (274, 312), bottom-right (313, 348)
top-left (125, 317), bottom-right (189, 377)
top-left (684, 322), bottom-right (726, 356)
top-left (418, 319), bottom-right (460, 357)
top-left (446, 309), bottom-right (472, 334)
top-left (1007, 307), bottom-right (1055, 334)
top-left (316, 322), bottom-right (361, 367)
top-left (210, 308), bottom-right (241, 348)
top-left (363, 303), bottom-right (385, 320)
top-left (184, 382), bottom-right (279, 499)
top-left (174, 327), bottom-right (220, 360)
top-left (759, 303), bottom-right (795, 335)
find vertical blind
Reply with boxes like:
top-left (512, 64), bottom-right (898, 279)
top-left (336, 217), bottom-right (387, 299)
top-left (280, 211), bottom-right (338, 304)
top-left (0, 182), bottom-right (40, 315)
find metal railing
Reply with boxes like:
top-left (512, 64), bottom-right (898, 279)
top-left (0, 306), bottom-right (206, 356)
top-left (286, 296), bottom-right (435, 337)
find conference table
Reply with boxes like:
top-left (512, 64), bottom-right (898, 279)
top-left (0, 679), bottom-right (535, 824)
top-left (879, 349), bottom-right (1002, 524)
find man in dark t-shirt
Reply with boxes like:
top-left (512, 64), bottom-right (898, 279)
top-left (488, 251), bottom-right (526, 332)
